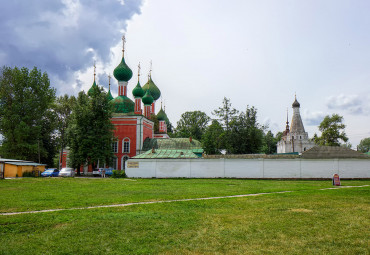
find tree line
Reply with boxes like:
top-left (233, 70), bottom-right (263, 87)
top-left (0, 66), bottom-right (368, 168)
top-left (0, 66), bottom-right (114, 170)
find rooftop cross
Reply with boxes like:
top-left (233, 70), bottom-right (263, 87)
top-left (93, 61), bottom-right (96, 81)
top-left (122, 35), bottom-right (126, 55)
top-left (149, 60), bottom-right (152, 78)
top-left (138, 62), bottom-right (141, 81)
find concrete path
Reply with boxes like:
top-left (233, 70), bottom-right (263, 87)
top-left (1, 185), bottom-right (368, 216)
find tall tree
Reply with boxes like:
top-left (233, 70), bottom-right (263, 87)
top-left (68, 86), bottom-right (114, 174)
top-left (54, 94), bottom-right (76, 169)
top-left (314, 114), bottom-right (348, 146)
top-left (261, 130), bottom-right (278, 154)
top-left (0, 66), bottom-right (56, 165)
top-left (212, 97), bottom-right (239, 132)
top-left (202, 120), bottom-right (224, 154)
top-left (175, 111), bottom-right (210, 141)
top-left (357, 137), bottom-right (370, 153)
top-left (228, 106), bottom-right (264, 154)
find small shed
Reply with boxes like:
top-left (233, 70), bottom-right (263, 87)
top-left (0, 159), bottom-right (46, 178)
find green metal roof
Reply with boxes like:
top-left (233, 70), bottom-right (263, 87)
top-left (142, 77), bottom-right (161, 101)
top-left (88, 80), bottom-right (97, 97)
top-left (156, 107), bottom-right (167, 121)
top-left (107, 90), bottom-right (114, 101)
top-left (132, 81), bottom-right (145, 98)
top-left (142, 138), bottom-right (202, 151)
top-left (110, 95), bottom-right (135, 113)
top-left (113, 56), bottom-right (133, 82)
top-left (133, 149), bottom-right (199, 159)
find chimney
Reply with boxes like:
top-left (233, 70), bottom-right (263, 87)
top-left (189, 136), bottom-right (192, 143)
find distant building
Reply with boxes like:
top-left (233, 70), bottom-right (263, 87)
top-left (277, 96), bottom-right (315, 153)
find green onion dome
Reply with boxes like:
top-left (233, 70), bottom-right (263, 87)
top-left (107, 90), bottom-right (114, 101)
top-left (88, 80), bottom-right (97, 97)
top-left (110, 95), bottom-right (135, 113)
top-left (156, 107), bottom-right (168, 122)
top-left (132, 81), bottom-right (145, 98)
top-left (142, 77), bottom-right (161, 101)
top-left (142, 90), bottom-right (154, 105)
top-left (113, 57), bottom-right (133, 82)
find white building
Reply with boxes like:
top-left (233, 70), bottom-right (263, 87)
top-left (277, 96), bottom-right (315, 153)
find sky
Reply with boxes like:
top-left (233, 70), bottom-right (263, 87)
top-left (1, 0), bottom-right (369, 147)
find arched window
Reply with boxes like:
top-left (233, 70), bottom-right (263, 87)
top-left (121, 155), bottom-right (129, 170)
top-left (123, 138), bottom-right (130, 153)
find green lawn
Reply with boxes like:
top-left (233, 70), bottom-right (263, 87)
top-left (0, 178), bottom-right (369, 254)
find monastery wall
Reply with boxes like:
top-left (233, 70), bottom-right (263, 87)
top-left (126, 158), bottom-right (370, 179)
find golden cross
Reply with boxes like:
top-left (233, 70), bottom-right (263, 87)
top-left (122, 35), bottom-right (126, 53)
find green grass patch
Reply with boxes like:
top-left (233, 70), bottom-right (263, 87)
top-left (0, 179), bottom-right (369, 254)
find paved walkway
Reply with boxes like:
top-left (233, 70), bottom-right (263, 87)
top-left (1, 185), bottom-right (368, 216)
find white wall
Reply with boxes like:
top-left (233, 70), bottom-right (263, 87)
top-left (126, 158), bottom-right (370, 179)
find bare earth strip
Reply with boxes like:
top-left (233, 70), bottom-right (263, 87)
top-left (1, 185), bottom-right (368, 216)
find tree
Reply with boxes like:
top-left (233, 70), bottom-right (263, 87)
top-left (212, 97), bottom-right (239, 132)
top-left (228, 106), bottom-right (264, 154)
top-left (358, 138), bottom-right (370, 153)
top-left (54, 94), bottom-right (76, 169)
top-left (261, 130), bottom-right (278, 154)
top-left (0, 66), bottom-right (57, 165)
top-left (68, 86), bottom-right (114, 175)
top-left (202, 120), bottom-right (224, 154)
top-left (314, 114), bottom-right (348, 146)
top-left (175, 111), bottom-right (210, 141)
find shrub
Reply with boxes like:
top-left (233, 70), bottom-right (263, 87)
top-left (22, 171), bottom-right (36, 177)
top-left (111, 170), bottom-right (126, 178)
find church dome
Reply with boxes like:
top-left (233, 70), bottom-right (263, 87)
top-left (142, 77), bottom-right (161, 101)
top-left (292, 97), bottom-right (300, 108)
top-left (107, 90), bottom-right (114, 101)
top-left (132, 81), bottom-right (145, 98)
top-left (156, 107), bottom-right (168, 122)
top-left (142, 90), bottom-right (154, 105)
top-left (110, 95), bottom-right (135, 113)
top-left (113, 57), bottom-right (133, 82)
top-left (88, 80), bottom-right (97, 97)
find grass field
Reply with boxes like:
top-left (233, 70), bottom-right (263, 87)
top-left (0, 178), bottom-right (369, 254)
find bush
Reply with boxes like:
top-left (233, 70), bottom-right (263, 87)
top-left (22, 171), bottom-right (36, 177)
top-left (111, 170), bottom-right (126, 178)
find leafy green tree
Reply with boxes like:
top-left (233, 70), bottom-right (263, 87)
top-left (54, 94), bottom-right (76, 169)
top-left (228, 106), bottom-right (264, 154)
top-left (314, 114), bottom-right (348, 146)
top-left (0, 66), bottom-right (56, 165)
top-left (202, 120), bottom-right (224, 154)
top-left (357, 138), bottom-right (370, 153)
top-left (175, 111), bottom-right (210, 141)
top-left (212, 97), bottom-right (239, 132)
top-left (261, 130), bottom-right (278, 154)
top-left (68, 86), bottom-right (114, 175)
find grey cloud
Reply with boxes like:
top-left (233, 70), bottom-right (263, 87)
top-left (0, 0), bottom-right (143, 92)
top-left (302, 110), bottom-right (326, 126)
top-left (326, 94), bottom-right (368, 115)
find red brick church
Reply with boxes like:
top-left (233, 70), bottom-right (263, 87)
top-left (61, 36), bottom-right (170, 172)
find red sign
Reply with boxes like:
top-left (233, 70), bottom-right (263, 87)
top-left (333, 174), bottom-right (341, 186)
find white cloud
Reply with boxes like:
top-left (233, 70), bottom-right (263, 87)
top-left (326, 94), bottom-right (369, 115)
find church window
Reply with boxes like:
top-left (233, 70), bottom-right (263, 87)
top-left (110, 157), bottom-right (117, 170)
top-left (123, 138), bottom-right (130, 153)
top-left (300, 136), bottom-right (302, 139)
top-left (112, 141), bottom-right (118, 153)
